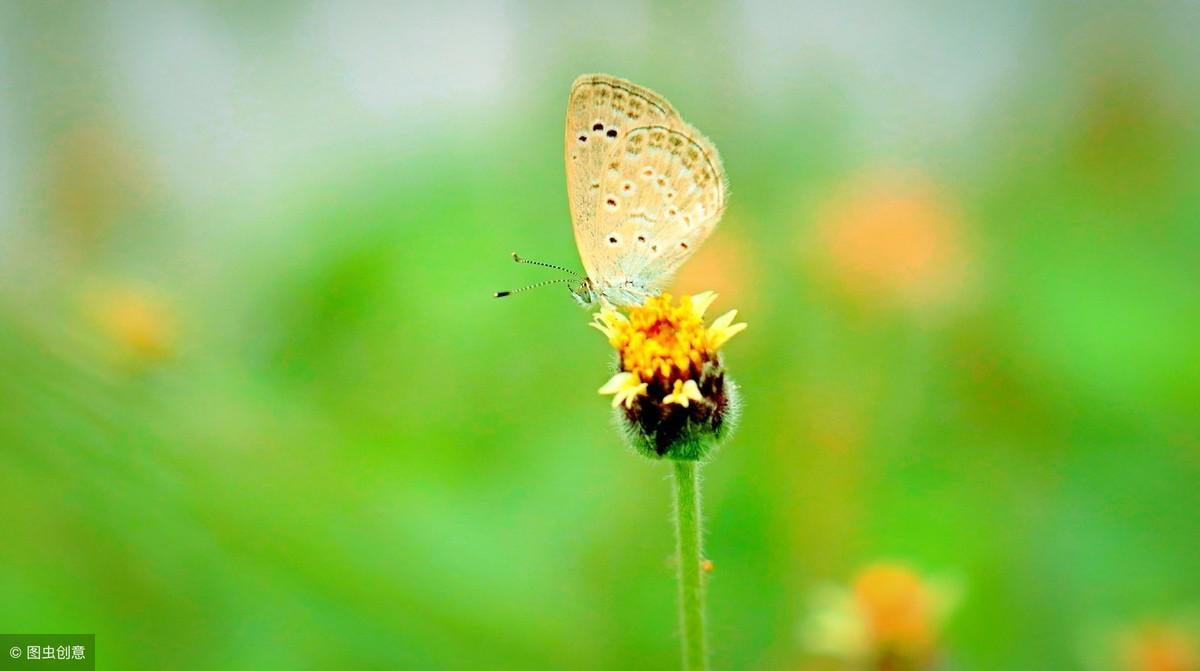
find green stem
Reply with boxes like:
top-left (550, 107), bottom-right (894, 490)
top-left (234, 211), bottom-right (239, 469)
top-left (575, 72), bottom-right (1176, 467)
top-left (672, 460), bottom-right (707, 671)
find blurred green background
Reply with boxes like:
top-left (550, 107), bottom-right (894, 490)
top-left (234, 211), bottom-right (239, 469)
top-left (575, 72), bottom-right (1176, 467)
top-left (1, 2), bottom-right (1198, 669)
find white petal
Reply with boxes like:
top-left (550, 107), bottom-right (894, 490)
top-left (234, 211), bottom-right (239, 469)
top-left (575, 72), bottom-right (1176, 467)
top-left (689, 291), bottom-right (718, 318)
top-left (709, 322), bottom-right (747, 350)
top-left (589, 320), bottom-right (614, 338)
top-left (618, 383), bottom-right (647, 409)
top-left (709, 308), bottom-right (738, 331)
top-left (598, 372), bottom-right (633, 394)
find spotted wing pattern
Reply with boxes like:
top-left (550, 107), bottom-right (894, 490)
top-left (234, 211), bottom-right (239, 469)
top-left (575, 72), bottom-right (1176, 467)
top-left (564, 74), bottom-right (679, 285)
top-left (587, 121), bottom-right (726, 304)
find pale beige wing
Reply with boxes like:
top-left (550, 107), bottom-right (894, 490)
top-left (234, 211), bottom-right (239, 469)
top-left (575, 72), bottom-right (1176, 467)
top-left (565, 74), bottom-right (678, 282)
top-left (587, 119), bottom-right (727, 301)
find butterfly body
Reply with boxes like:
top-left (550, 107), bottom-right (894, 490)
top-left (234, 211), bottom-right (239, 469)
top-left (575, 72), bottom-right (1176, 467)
top-left (564, 74), bottom-right (727, 308)
top-left (569, 276), bottom-right (652, 308)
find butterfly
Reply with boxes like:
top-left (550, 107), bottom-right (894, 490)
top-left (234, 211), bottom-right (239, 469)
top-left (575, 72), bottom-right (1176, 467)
top-left (496, 74), bottom-right (727, 308)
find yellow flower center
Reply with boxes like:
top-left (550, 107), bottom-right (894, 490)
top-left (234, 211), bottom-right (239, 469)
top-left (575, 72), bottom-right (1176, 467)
top-left (609, 293), bottom-right (708, 384)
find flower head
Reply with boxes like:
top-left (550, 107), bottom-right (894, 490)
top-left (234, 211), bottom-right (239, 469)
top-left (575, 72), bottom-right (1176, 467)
top-left (593, 291), bottom-right (746, 460)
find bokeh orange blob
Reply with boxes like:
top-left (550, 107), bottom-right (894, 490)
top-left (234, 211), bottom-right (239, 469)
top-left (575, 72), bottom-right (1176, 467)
top-left (853, 563), bottom-right (937, 667)
top-left (42, 122), bottom-right (150, 252)
top-left (812, 170), bottom-right (969, 311)
top-left (672, 220), bottom-right (758, 314)
top-left (1119, 623), bottom-right (1199, 671)
top-left (86, 284), bottom-right (176, 364)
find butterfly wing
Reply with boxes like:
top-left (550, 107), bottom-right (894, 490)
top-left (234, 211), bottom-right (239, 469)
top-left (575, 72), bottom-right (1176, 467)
top-left (565, 74), bottom-right (679, 284)
top-left (587, 120), bottom-right (727, 304)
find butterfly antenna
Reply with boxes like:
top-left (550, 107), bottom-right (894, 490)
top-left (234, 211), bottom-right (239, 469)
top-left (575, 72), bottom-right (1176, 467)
top-left (511, 252), bottom-right (580, 278)
top-left (493, 277), bottom-right (573, 298)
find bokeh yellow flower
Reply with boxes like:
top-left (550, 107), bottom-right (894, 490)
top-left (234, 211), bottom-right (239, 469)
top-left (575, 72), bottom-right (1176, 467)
top-left (806, 562), bottom-right (960, 671)
top-left (854, 564), bottom-right (939, 666)
top-left (86, 283), bottom-right (176, 365)
top-left (1117, 622), bottom-right (1199, 671)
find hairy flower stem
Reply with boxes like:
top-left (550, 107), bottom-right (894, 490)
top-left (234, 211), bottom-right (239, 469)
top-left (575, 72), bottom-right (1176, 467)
top-left (672, 460), bottom-right (708, 671)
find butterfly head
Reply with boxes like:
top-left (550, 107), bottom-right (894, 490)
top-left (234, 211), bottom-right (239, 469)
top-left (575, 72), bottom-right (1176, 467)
top-left (570, 277), bottom-right (597, 308)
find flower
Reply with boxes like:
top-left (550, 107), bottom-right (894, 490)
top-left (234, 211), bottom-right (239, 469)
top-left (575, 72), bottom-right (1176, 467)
top-left (805, 563), bottom-right (960, 671)
top-left (593, 291), bottom-right (746, 460)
